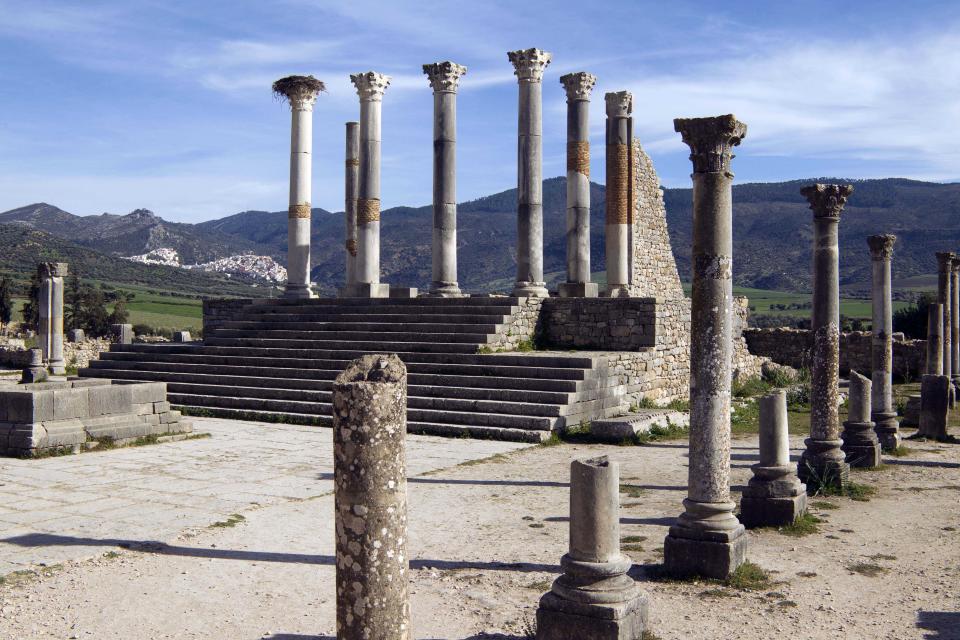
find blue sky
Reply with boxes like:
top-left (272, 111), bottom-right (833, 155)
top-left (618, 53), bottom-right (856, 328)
top-left (0, 0), bottom-right (957, 223)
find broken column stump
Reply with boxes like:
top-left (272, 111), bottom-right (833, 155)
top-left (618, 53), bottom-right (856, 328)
top-left (739, 390), bottom-right (807, 528)
top-left (918, 374), bottom-right (950, 441)
top-left (841, 371), bottom-right (882, 467)
top-left (536, 455), bottom-right (648, 640)
top-left (332, 354), bottom-right (409, 640)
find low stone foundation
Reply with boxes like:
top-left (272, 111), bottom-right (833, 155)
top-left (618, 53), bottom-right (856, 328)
top-left (0, 379), bottom-right (192, 457)
top-left (542, 298), bottom-right (656, 350)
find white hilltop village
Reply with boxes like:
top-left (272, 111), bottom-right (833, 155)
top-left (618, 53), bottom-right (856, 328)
top-left (124, 247), bottom-right (287, 284)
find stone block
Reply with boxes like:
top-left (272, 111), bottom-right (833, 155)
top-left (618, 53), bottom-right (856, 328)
top-left (388, 286), bottom-right (419, 299)
top-left (111, 324), bottom-right (134, 344)
top-left (159, 410), bottom-right (181, 424)
top-left (69, 379), bottom-right (111, 388)
top-left (172, 331), bottom-right (192, 343)
top-left (536, 591), bottom-right (647, 640)
top-left (140, 413), bottom-right (161, 425)
top-left (919, 374), bottom-right (950, 440)
top-left (87, 384), bottom-right (132, 416)
top-left (663, 531), bottom-right (748, 580)
top-left (53, 388), bottom-right (89, 420)
top-left (590, 410), bottom-right (688, 442)
top-left (67, 329), bottom-right (85, 343)
top-left (739, 493), bottom-right (808, 529)
top-left (557, 282), bottom-right (599, 298)
top-left (128, 382), bottom-right (166, 405)
top-left (4, 391), bottom-right (54, 423)
top-left (152, 401), bottom-right (171, 414)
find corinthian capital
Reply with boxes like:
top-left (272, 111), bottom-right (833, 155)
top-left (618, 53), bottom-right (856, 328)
top-left (605, 91), bottom-right (633, 118)
top-left (936, 251), bottom-right (956, 273)
top-left (674, 114), bottom-right (747, 174)
top-left (867, 234), bottom-right (896, 261)
top-left (423, 61), bottom-right (467, 93)
top-left (559, 72), bottom-right (596, 101)
top-left (350, 71), bottom-right (391, 102)
top-left (38, 262), bottom-right (68, 279)
top-left (507, 48), bottom-right (551, 82)
top-left (801, 183), bottom-right (853, 220)
top-left (272, 75), bottom-right (325, 111)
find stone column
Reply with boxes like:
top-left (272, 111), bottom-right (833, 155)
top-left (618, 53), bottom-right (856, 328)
top-left (346, 72), bottom-right (391, 298)
top-left (937, 252), bottom-right (954, 377)
top-left (536, 456), bottom-right (648, 639)
top-left (557, 72), bottom-right (598, 298)
top-left (272, 75), bottom-right (324, 299)
top-left (927, 303), bottom-right (943, 375)
top-left (508, 48), bottom-right (551, 298)
top-left (797, 183), bottom-right (853, 491)
top-left (604, 91), bottom-right (633, 298)
top-left (867, 234), bottom-right (900, 449)
top-left (343, 122), bottom-right (359, 291)
top-left (841, 370), bottom-right (882, 467)
top-left (919, 374), bottom-right (950, 440)
top-left (332, 354), bottom-right (409, 639)
top-left (423, 61), bottom-right (467, 297)
top-left (739, 390), bottom-right (807, 528)
top-left (663, 115), bottom-right (748, 580)
top-left (38, 262), bottom-right (67, 376)
top-left (952, 257), bottom-right (960, 382)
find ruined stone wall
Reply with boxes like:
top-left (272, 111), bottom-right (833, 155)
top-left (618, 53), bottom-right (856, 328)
top-left (629, 139), bottom-right (685, 301)
top-left (743, 328), bottom-right (925, 379)
top-left (732, 297), bottom-right (767, 381)
top-left (486, 297), bottom-right (545, 350)
top-left (541, 298), bottom-right (656, 350)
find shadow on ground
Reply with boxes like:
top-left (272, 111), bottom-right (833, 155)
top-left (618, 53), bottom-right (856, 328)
top-left (916, 610), bottom-right (960, 639)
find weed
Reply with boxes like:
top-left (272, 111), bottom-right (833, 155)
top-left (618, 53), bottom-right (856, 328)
top-left (777, 513), bottom-right (822, 537)
top-left (516, 338), bottom-right (536, 352)
top-left (847, 562), bottom-right (888, 577)
top-left (666, 398), bottom-right (690, 412)
top-left (796, 571), bottom-right (818, 578)
top-left (528, 523), bottom-right (545, 529)
top-left (626, 421), bottom-right (689, 445)
top-left (620, 484), bottom-right (646, 498)
top-left (104, 551), bottom-right (121, 559)
top-left (777, 600), bottom-right (799, 608)
top-left (733, 376), bottom-right (771, 398)
top-left (810, 501), bottom-right (839, 510)
top-left (525, 579), bottom-right (552, 591)
top-left (634, 397), bottom-right (657, 410)
top-left (845, 482), bottom-right (877, 502)
top-left (727, 561), bottom-right (773, 591)
top-left (730, 401), bottom-right (760, 434)
top-left (853, 464), bottom-right (890, 472)
top-left (868, 553), bottom-right (897, 561)
top-left (540, 433), bottom-right (563, 447)
top-left (764, 366), bottom-right (797, 388)
top-left (641, 632), bottom-right (664, 640)
top-left (700, 588), bottom-right (735, 598)
top-left (210, 513), bottom-right (246, 528)
top-left (621, 535), bottom-right (647, 544)
top-left (477, 345), bottom-right (494, 354)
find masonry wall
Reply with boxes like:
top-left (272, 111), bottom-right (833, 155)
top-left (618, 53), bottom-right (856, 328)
top-left (203, 299), bottom-right (255, 335)
top-left (541, 298), bottom-right (656, 350)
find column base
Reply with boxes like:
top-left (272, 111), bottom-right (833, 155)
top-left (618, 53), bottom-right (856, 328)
top-left (283, 284), bottom-right (315, 299)
top-left (662, 499), bottom-right (747, 579)
top-left (47, 360), bottom-right (67, 376)
top-left (536, 591), bottom-right (648, 640)
top-left (513, 281), bottom-right (549, 297)
top-left (339, 283), bottom-right (390, 298)
top-left (797, 439), bottom-right (849, 491)
top-left (389, 287), bottom-right (419, 299)
top-left (902, 394), bottom-right (921, 427)
top-left (603, 285), bottom-right (631, 298)
top-left (872, 411), bottom-right (901, 450)
top-left (426, 282), bottom-right (463, 297)
top-left (558, 282), bottom-right (599, 298)
top-left (841, 420), bottom-right (882, 467)
top-left (739, 493), bottom-right (807, 529)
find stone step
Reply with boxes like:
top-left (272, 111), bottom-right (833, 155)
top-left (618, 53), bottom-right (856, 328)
top-left (207, 330), bottom-right (493, 344)
top-left (166, 393), bottom-right (556, 431)
top-left (91, 353), bottom-right (589, 381)
top-left (171, 405), bottom-right (547, 443)
top-left (215, 321), bottom-right (505, 333)
top-left (226, 313), bottom-right (513, 324)
top-left (106, 344), bottom-right (598, 369)
top-left (202, 337), bottom-right (482, 353)
top-left (246, 297), bottom-right (521, 308)
top-left (244, 304), bottom-right (520, 316)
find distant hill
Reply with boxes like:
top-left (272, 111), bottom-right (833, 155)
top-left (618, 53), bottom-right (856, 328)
top-left (4, 177), bottom-right (959, 295)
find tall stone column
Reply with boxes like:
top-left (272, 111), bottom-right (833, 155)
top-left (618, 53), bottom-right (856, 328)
top-left (38, 262), bottom-right (67, 376)
top-left (508, 48), bottom-right (551, 298)
top-left (937, 252), bottom-right (954, 377)
top-left (273, 75), bottom-right (324, 299)
top-left (927, 303), bottom-right (943, 375)
top-left (867, 234), bottom-right (900, 449)
top-left (952, 257), bottom-right (960, 382)
top-left (345, 71), bottom-right (391, 298)
top-left (663, 115), bottom-right (748, 580)
top-left (798, 183), bottom-right (853, 490)
top-left (604, 91), bottom-right (633, 298)
top-left (558, 72), bottom-right (598, 298)
top-left (343, 122), bottom-right (359, 291)
top-left (423, 61), bottom-right (467, 297)
top-left (333, 354), bottom-right (409, 640)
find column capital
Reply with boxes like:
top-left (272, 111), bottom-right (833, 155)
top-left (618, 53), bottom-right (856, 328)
top-left (952, 255), bottom-right (960, 273)
top-left (867, 234), bottom-right (896, 261)
top-left (350, 71), bottom-right (391, 102)
top-left (936, 251), bottom-right (956, 273)
top-left (559, 72), bottom-right (596, 101)
top-left (801, 183), bottom-right (853, 220)
top-left (507, 48), bottom-right (551, 82)
top-left (38, 262), bottom-right (68, 279)
top-left (674, 114), bottom-right (747, 174)
top-left (604, 91), bottom-right (633, 118)
top-left (423, 61), bottom-right (467, 93)
top-left (272, 75), bottom-right (324, 111)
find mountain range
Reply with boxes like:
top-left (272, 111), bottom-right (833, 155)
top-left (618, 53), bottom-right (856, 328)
top-left (2, 177), bottom-right (959, 296)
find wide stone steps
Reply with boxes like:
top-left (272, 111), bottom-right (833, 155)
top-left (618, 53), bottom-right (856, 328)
top-left (215, 321), bottom-right (504, 333)
top-left (207, 329), bottom-right (493, 344)
top-left (201, 337), bottom-right (484, 353)
top-left (226, 313), bottom-right (512, 324)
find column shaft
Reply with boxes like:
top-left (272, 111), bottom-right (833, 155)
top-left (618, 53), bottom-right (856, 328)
top-left (604, 92), bottom-right (632, 298)
top-left (868, 234), bottom-right (899, 449)
top-left (344, 122), bottom-right (359, 289)
top-left (927, 303), bottom-right (943, 375)
top-left (937, 252), bottom-right (954, 376)
top-left (952, 261), bottom-right (959, 379)
top-left (38, 263), bottom-right (66, 375)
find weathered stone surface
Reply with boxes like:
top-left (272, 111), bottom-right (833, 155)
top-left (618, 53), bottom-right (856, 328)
top-left (927, 303), bottom-right (943, 375)
top-left (841, 371), bottom-right (882, 468)
top-left (333, 354), bottom-right (409, 640)
top-left (38, 262), bottom-right (67, 375)
top-left (918, 374), bottom-right (950, 440)
top-left (21, 349), bottom-right (46, 384)
top-left (67, 329), bottom-right (85, 343)
top-left (868, 234), bottom-right (900, 449)
top-left (172, 331), bottom-right (192, 343)
top-left (111, 324), bottom-right (133, 345)
top-left (590, 410), bottom-right (688, 442)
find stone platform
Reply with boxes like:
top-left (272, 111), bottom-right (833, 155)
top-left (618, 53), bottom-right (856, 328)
top-left (0, 379), bottom-right (191, 457)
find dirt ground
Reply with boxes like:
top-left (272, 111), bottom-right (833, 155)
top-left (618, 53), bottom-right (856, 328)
top-left (0, 425), bottom-right (957, 640)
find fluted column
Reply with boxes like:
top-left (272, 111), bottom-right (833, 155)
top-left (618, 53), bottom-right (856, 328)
top-left (346, 71), bottom-right (391, 298)
top-left (508, 48), bottom-right (551, 298)
top-left (343, 122), bottom-right (359, 291)
top-left (273, 75), bottom-right (323, 299)
top-left (557, 72), bottom-right (598, 299)
top-left (663, 115), bottom-right (748, 580)
top-left (604, 91), bottom-right (633, 298)
top-left (937, 252), bottom-right (954, 378)
top-left (38, 262), bottom-right (67, 376)
top-left (423, 61), bottom-right (467, 297)
top-left (868, 234), bottom-right (900, 449)
top-left (798, 183), bottom-right (853, 490)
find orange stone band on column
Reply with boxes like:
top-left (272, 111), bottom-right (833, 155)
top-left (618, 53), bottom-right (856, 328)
top-left (357, 198), bottom-right (381, 224)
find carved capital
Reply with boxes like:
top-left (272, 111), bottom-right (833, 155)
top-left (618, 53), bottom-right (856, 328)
top-left (605, 91), bottom-right (633, 118)
top-left (350, 71), bottom-right (391, 102)
top-left (674, 114), bottom-right (747, 174)
top-left (936, 251), bottom-right (956, 274)
top-left (801, 183), bottom-right (853, 220)
top-left (423, 61), bottom-right (467, 93)
top-left (507, 48), bottom-right (551, 82)
top-left (272, 75), bottom-right (324, 111)
top-left (559, 72), bottom-right (596, 101)
top-left (38, 262), bottom-right (68, 279)
top-left (952, 256), bottom-right (960, 274)
top-left (867, 234), bottom-right (896, 261)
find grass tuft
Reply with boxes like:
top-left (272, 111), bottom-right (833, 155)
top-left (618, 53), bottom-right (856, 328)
top-left (210, 513), bottom-right (245, 528)
top-left (777, 513), bottom-right (822, 537)
top-left (726, 561), bottom-right (773, 591)
top-left (847, 562), bottom-right (888, 577)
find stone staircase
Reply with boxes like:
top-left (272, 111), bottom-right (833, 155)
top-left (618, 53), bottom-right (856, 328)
top-left (79, 297), bottom-right (633, 442)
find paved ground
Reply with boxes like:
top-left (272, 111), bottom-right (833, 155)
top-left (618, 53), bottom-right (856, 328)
top-left (0, 417), bottom-right (526, 575)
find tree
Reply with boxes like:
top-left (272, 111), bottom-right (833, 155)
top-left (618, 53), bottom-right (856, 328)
top-left (0, 276), bottom-right (13, 333)
top-left (65, 273), bottom-right (83, 331)
top-left (80, 285), bottom-right (111, 337)
top-left (20, 271), bottom-right (41, 332)
top-left (108, 297), bottom-right (130, 325)
top-left (893, 292), bottom-right (936, 340)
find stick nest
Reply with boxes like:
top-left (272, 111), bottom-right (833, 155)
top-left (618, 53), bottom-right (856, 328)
top-left (272, 75), bottom-right (326, 101)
